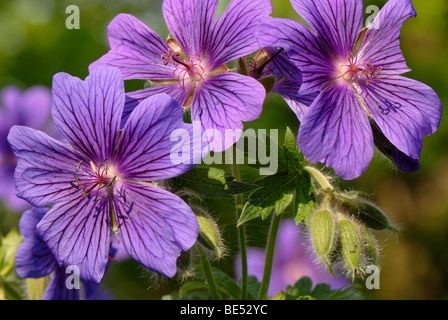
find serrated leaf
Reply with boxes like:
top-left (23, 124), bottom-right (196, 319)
top-left (239, 173), bottom-right (297, 225)
top-left (170, 167), bottom-right (256, 199)
top-left (0, 229), bottom-right (23, 278)
top-left (294, 172), bottom-right (318, 226)
top-left (246, 276), bottom-right (262, 300)
top-left (212, 270), bottom-right (241, 300)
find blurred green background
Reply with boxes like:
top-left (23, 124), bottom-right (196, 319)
top-left (0, 0), bottom-right (447, 300)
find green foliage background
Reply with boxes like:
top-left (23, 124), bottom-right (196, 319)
top-left (0, 0), bottom-right (447, 299)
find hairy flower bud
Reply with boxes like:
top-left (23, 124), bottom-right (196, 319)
top-left (359, 226), bottom-right (381, 268)
top-left (336, 192), bottom-right (397, 232)
top-left (192, 205), bottom-right (225, 260)
top-left (310, 209), bottom-right (337, 272)
top-left (337, 216), bottom-right (363, 281)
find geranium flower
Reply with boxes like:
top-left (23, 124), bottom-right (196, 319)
top-left (15, 207), bottom-right (113, 300)
top-left (8, 67), bottom-right (205, 283)
top-left (0, 85), bottom-right (51, 211)
top-left (89, 0), bottom-right (273, 152)
top-left (258, 0), bottom-right (442, 179)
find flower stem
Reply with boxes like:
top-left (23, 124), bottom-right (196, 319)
top-left (200, 251), bottom-right (221, 300)
top-left (232, 150), bottom-right (248, 300)
top-left (258, 212), bottom-right (282, 300)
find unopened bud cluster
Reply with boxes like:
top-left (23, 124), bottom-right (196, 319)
top-left (304, 166), bottom-right (396, 282)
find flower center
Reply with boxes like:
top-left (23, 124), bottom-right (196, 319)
top-left (336, 55), bottom-right (383, 88)
top-left (70, 159), bottom-right (118, 201)
top-left (162, 50), bottom-right (205, 90)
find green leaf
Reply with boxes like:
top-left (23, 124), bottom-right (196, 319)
top-left (247, 276), bottom-right (262, 300)
top-left (0, 229), bottom-right (23, 279)
top-left (179, 281), bottom-right (210, 297)
top-left (212, 270), bottom-right (241, 300)
top-left (170, 167), bottom-right (256, 199)
top-left (27, 277), bottom-right (50, 300)
top-left (239, 128), bottom-right (316, 225)
top-left (269, 290), bottom-right (286, 300)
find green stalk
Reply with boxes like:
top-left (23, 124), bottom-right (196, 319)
top-left (258, 212), bottom-right (282, 300)
top-left (200, 251), bottom-right (221, 300)
top-left (232, 149), bottom-right (248, 300)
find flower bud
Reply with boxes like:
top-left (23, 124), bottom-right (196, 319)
top-left (337, 216), bottom-right (363, 281)
top-left (309, 209), bottom-right (337, 271)
top-left (192, 205), bottom-right (225, 260)
top-left (336, 192), bottom-right (397, 232)
top-left (359, 226), bottom-right (381, 268)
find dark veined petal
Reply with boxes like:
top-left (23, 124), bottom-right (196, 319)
top-left (207, 0), bottom-right (273, 70)
top-left (51, 67), bottom-right (124, 163)
top-left (291, 0), bottom-right (364, 56)
top-left (360, 75), bottom-right (442, 160)
top-left (163, 0), bottom-right (218, 59)
top-left (43, 268), bottom-right (80, 300)
top-left (7, 126), bottom-right (80, 207)
top-left (298, 84), bottom-right (374, 180)
top-left (116, 94), bottom-right (207, 181)
top-left (36, 197), bottom-right (111, 284)
top-left (192, 72), bottom-right (266, 152)
top-left (122, 82), bottom-right (193, 125)
top-left (357, 0), bottom-right (416, 74)
top-left (15, 208), bottom-right (59, 279)
top-left (113, 183), bottom-right (198, 278)
top-left (257, 17), bottom-right (337, 94)
top-left (89, 14), bottom-right (175, 81)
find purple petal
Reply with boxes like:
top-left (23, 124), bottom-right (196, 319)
top-left (36, 197), bottom-right (111, 284)
top-left (298, 84), bottom-right (374, 180)
top-left (43, 268), bottom-right (80, 300)
top-left (257, 17), bottom-right (336, 94)
top-left (290, 0), bottom-right (364, 55)
top-left (117, 94), bottom-right (207, 181)
top-left (206, 0), bottom-right (273, 69)
top-left (89, 14), bottom-right (175, 81)
top-left (358, 0), bottom-right (416, 74)
top-left (192, 72), bottom-right (265, 152)
top-left (15, 208), bottom-right (59, 279)
top-left (51, 67), bottom-right (124, 163)
top-left (114, 183), bottom-right (198, 277)
top-left (8, 126), bottom-right (80, 207)
top-left (162, 0), bottom-right (218, 59)
top-left (361, 75), bottom-right (442, 159)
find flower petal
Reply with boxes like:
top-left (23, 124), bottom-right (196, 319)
top-left (114, 183), bottom-right (198, 277)
top-left (36, 197), bottom-right (111, 284)
top-left (360, 75), bottom-right (442, 159)
top-left (117, 94), bottom-right (207, 181)
top-left (192, 72), bottom-right (265, 152)
top-left (298, 84), bottom-right (374, 180)
top-left (207, 0), bottom-right (273, 69)
top-left (163, 0), bottom-right (218, 58)
top-left (358, 0), bottom-right (416, 74)
top-left (15, 208), bottom-right (59, 279)
top-left (51, 67), bottom-right (124, 163)
top-left (43, 268), bottom-right (80, 300)
top-left (257, 17), bottom-right (336, 94)
top-left (8, 126), bottom-right (80, 207)
top-left (89, 14), bottom-right (175, 81)
top-left (290, 0), bottom-right (364, 55)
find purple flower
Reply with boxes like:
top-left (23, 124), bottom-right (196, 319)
top-left (15, 207), bottom-right (107, 300)
top-left (0, 85), bottom-right (51, 211)
top-left (89, 0), bottom-right (273, 152)
top-left (8, 67), bottom-right (204, 283)
top-left (248, 47), bottom-right (318, 121)
top-left (258, 0), bottom-right (442, 179)
top-left (235, 219), bottom-right (348, 297)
